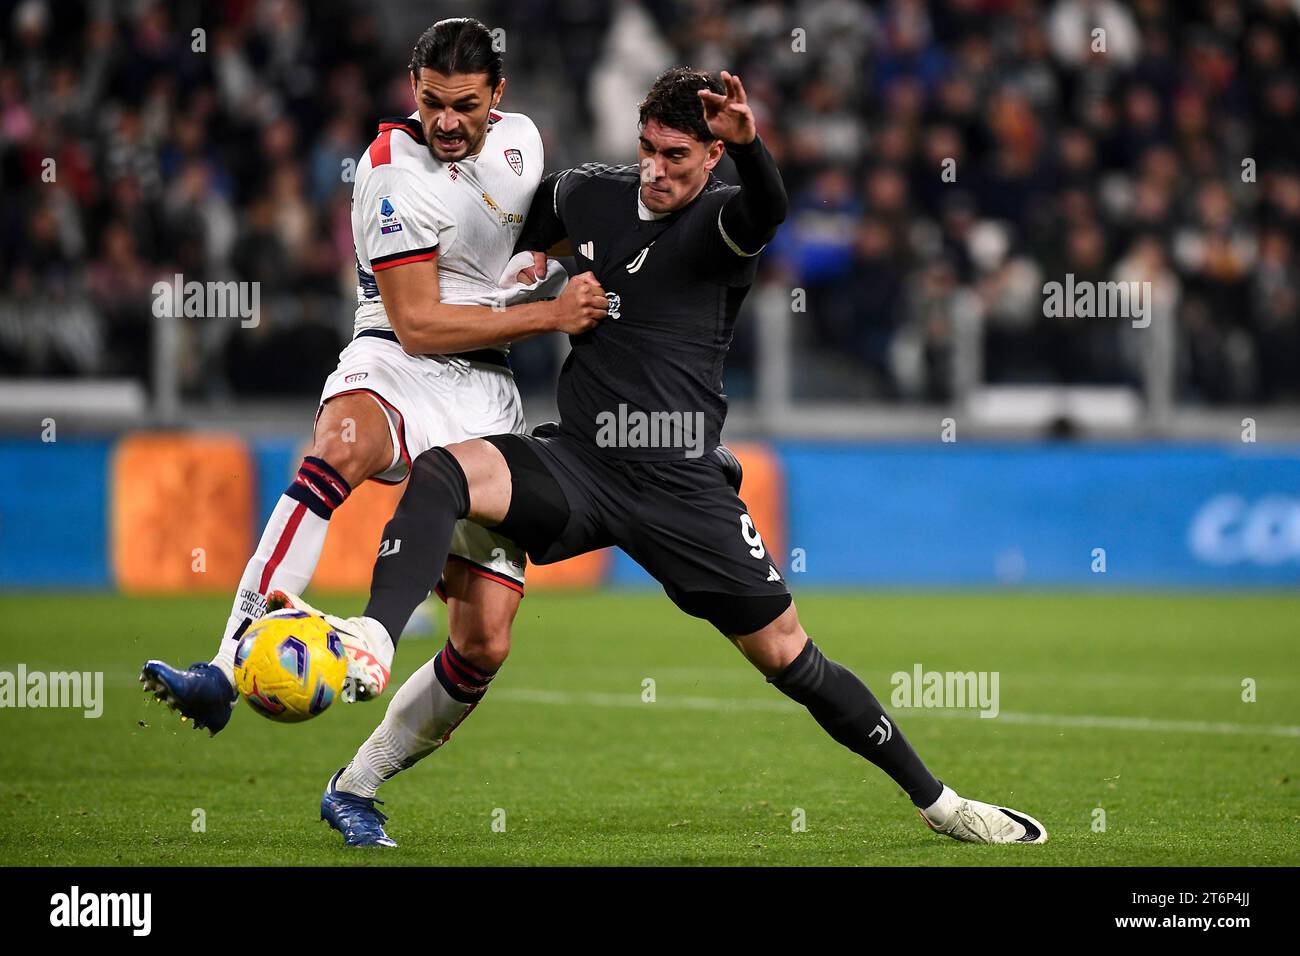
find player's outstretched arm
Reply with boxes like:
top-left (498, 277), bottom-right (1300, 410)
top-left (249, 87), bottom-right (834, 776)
top-left (514, 169), bottom-right (572, 264)
top-left (375, 257), bottom-right (608, 354)
top-left (700, 71), bottom-right (788, 254)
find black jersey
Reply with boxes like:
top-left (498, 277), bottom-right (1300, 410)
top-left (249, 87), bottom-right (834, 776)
top-left (516, 138), bottom-right (787, 461)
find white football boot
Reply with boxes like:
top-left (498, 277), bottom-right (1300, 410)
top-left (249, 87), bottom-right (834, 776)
top-left (265, 590), bottom-right (394, 701)
top-left (920, 785), bottom-right (1048, 844)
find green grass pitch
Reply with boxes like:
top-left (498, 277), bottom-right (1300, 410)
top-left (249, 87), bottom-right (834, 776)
top-left (1, 591), bottom-right (1297, 866)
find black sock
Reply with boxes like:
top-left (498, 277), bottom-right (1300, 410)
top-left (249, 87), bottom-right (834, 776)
top-left (363, 448), bottom-right (469, 643)
top-left (770, 639), bottom-right (943, 808)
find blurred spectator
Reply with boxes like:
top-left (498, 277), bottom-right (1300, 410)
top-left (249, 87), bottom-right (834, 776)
top-left (0, 0), bottom-right (1296, 412)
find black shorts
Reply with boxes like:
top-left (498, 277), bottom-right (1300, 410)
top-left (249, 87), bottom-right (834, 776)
top-left (485, 428), bottom-right (791, 635)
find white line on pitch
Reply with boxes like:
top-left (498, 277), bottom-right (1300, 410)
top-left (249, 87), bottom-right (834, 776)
top-left (492, 688), bottom-right (1300, 738)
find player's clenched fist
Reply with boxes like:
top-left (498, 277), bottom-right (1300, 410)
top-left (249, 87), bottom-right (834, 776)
top-left (551, 271), bottom-right (609, 334)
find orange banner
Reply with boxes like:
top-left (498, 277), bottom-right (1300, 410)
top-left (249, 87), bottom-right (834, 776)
top-left (109, 436), bottom-right (783, 595)
top-left (728, 441), bottom-right (786, 567)
top-left (111, 434), bottom-right (254, 593)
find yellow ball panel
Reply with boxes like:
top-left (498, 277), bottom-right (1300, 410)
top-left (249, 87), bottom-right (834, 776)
top-left (232, 609), bottom-right (346, 722)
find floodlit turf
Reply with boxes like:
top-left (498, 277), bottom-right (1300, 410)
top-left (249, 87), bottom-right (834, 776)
top-left (1, 591), bottom-right (1297, 866)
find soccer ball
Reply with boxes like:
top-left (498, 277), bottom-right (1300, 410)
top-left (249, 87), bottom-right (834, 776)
top-left (233, 609), bottom-right (346, 722)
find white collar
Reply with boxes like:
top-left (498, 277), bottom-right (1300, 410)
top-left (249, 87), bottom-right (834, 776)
top-left (637, 188), bottom-right (670, 221)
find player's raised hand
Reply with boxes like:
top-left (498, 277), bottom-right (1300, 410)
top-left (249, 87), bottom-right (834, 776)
top-left (698, 71), bottom-right (755, 145)
top-left (552, 271), bottom-right (609, 335)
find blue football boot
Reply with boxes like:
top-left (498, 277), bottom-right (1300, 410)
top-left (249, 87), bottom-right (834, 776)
top-left (321, 768), bottom-right (398, 848)
top-left (139, 660), bottom-right (237, 736)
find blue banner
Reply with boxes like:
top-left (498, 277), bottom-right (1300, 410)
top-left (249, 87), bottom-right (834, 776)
top-left (0, 438), bottom-right (111, 587)
top-left (778, 442), bottom-right (1300, 586)
top-left (3, 438), bottom-right (1298, 589)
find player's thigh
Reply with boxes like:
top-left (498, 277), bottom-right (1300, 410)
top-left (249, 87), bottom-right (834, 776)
top-left (428, 365), bottom-right (527, 523)
top-left (444, 438), bottom-right (515, 526)
top-left (477, 433), bottom-right (606, 564)
top-left (630, 471), bottom-right (791, 637)
top-left (440, 559), bottom-right (522, 672)
top-left (311, 392), bottom-right (395, 487)
top-left (441, 513), bottom-right (526, 628)
top-left (317, 336), bottom-right (421, 484)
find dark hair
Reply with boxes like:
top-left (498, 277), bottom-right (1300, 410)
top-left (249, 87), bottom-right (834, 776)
top-left (638, 67), bottom-right (724, 142)
top-left (408, 18), bottom-right (503, 88)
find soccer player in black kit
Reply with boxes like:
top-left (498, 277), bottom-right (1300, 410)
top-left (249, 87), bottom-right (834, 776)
top-left (313, 68), bottom-right (1049, 849)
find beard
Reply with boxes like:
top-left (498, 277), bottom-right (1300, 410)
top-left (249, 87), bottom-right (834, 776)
top-left (426, 125), bottom-right (485, 162)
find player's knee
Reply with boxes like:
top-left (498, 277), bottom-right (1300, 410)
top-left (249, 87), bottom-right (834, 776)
top-left (729, 599), bottom-right (805, 677)
top-left (762, 602), bottom-right (806, 667)
top-left (767, 600), bottom-right (801, 639)
top-left (311, 427), bottom-right (387, 488)
top-left (451, 619), bottom-right (512, 672)
top-left (400, 448), bottom-right (472, 521)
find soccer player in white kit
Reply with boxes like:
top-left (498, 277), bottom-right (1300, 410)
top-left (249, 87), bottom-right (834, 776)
top-left (140, 18), bottom-right (609, 734)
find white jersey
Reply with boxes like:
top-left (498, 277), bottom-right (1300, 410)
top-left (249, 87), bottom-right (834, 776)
top-left (350, 110), bottom-right (544, 347)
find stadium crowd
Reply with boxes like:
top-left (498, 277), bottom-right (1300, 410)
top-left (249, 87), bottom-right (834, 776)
top-left (1, 0), bottom-right (1297, 405)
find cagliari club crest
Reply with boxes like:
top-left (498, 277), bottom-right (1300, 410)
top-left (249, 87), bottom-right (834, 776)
top-left (504, 148), bottom-right (523, 176)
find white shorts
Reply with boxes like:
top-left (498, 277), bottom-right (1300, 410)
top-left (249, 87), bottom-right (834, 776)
top-left (320, 333), bottom-right (527, 592)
